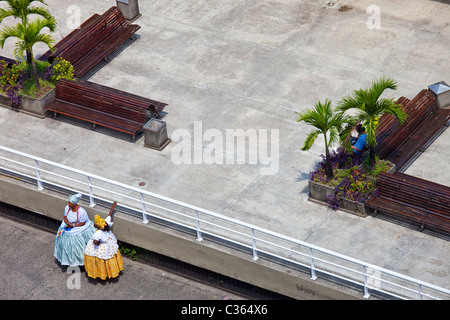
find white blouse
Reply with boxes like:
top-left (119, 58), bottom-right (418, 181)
top-left (64, 205), bottom-right (89, 224)
top-left (84, 230), bottom-right (120, 259)
top-left (61, 205), bottom-right (91, 235)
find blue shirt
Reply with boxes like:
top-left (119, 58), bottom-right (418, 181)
top-left (353, 134), bottom-right (367, 154)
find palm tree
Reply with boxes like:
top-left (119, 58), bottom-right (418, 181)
top-left (337, 77), bottom-right (408, 168)
top-left (297, 99), bottom-right (347, 180)
top-left (0, 17), bottom-right (56, 89)
top-left (0, 0), bottom-right (54, 65)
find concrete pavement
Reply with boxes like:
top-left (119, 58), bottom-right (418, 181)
top-left (0, 213), bottom-right (247, 300)
top-left (0, 0), bottom-right (449, 296)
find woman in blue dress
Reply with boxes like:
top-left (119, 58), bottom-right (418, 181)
top-left (54, 193), bottom-right (95, 267)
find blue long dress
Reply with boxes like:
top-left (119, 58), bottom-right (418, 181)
top-left (54, 205), bottom-right (95, 266)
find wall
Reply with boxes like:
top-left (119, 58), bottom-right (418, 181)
top-left (0, 176), bottom-right (362, 300)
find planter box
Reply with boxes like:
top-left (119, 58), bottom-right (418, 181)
top-left (143, 118), bottom-right (171, 151)
top-left (308, 179), bottom-right (341, 204)
top-left (19, 88), bottom-right (55, 118)
top-left (308, 163), bottom-right (397, 217)
top-left (387, 164), bottom-right (396, 174)
top-left (0, 92), bottom-right (12, 109)
top-left (0, 92), bottom-right (21, 112)
top-left (308, 179), bottom-right (367, 217)
top-left (116, 0), bottom-right (141, 22)
top-left (339, 198), bottom-right (367, 217)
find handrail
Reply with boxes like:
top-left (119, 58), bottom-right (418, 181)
top-left (0, 145), bottom-right (449, 300)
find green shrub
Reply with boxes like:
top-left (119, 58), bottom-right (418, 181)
top-left (50, 58), bottom-right (74, 82)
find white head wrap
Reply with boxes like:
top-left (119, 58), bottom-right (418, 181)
top-left (105, 216), bottom-right (114, 227)
top-left (68, 193), bottom-right (82, 204)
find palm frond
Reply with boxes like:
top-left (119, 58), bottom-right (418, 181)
top-left (298, 99), bottom-right (345, 151)
top-left (337, 89), bottom-right (366, 114)
top-left (0, 8), bottom-right (17, 22)
top-left (1, 0), bottom-right (52, 23)
top-left (301, 129), bottom-right (322, 151)
top-left (365, 116), bottom-right (379, 148)
top-left (0, 23), bottom-right (22, 48)
top-left (26, 6), bottom-right (53, 21)
top-left (328, 127), bottom-right (341, 148)
top-left (377, 98), bottom-right (408, 125)
top-left (1, 17), bottom-right (55, 57)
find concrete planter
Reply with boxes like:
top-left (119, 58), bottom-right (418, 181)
top-left (308, 163), bottom-right (396, 216)
top-left (0, 92), bottom-right (12, 109)
top-left (0, 92), bottom-right (21, 112)
top-left (116, 0), bottom-right (141, 22)
top-left (339, 198), bottom-right (367, 217)
top-left (387, 164), bottom-right (397, 174)
top-left (143, 118), bottom-right (171, 151)
top-left (19, 88), bottom-right (55, 118)
top-left (308, 179), bottom-right (341, 204)
top-left (308, 179), bottom-right (367, 217)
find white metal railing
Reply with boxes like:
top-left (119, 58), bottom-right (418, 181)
top-left (0, 145), bottom-right (449, 300)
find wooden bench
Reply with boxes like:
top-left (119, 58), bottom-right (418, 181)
top-left (39, 7), bottom-right (140, 79)
top-left (44, 79), bottom-right (167, 141)
top-left (375, 89), bottom-right (450, 172)
top-left (365, 172), bottom-right (450, 236)
top-left (0, 56), bottom-right (17, 71)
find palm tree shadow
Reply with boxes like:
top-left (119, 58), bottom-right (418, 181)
top-left (295, 170), bottom-right (312, 195)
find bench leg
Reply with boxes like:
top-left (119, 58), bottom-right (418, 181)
top-left (92, 123), bottom-right (96, 130)
top-left (52, 112), bottom-right (58, 119)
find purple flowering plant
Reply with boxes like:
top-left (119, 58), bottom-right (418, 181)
top-left (310, 147), bottom-right (363, 186)
top-left (0, 60), bottom-right (23, 105)
top-left (310, 147), bottom-right (392, 210)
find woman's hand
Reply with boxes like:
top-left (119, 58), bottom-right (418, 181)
top-left (66, 221), bottom-right (86, 228)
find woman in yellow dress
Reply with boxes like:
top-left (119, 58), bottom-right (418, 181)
top-left (84, 202), bottom-right (124, 280)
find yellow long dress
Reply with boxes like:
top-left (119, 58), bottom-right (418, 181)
top-left (84, 228), bottom-right (124, 280)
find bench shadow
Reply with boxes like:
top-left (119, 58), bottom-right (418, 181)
top-left (46, 112), bottom-right (167, 143)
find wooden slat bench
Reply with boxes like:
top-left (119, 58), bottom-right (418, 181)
top-left (44, 79), bottom-right (167, 141)
top-left (375, 89), bottom-right (450, 172)
top-left (0, 56), bottom-right (17, 70)
top-left (39, 6), bottom-right (140, 79)
top-left (365, 172), bottom-right (450, 236)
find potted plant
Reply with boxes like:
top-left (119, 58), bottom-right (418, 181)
top-left (0, 0), bottom-right (58, 116)
top-left (326, 156), bottom-right (395, 216)
top-left (296, 99), bottom-right (351, 203)
top-left (19, 57), bottom-right (74, 117)
top-left (308, 147), bottom-right (363, 204)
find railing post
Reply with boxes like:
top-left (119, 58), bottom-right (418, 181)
top-left (309, 248), bottom-right (317, 280)
top-left (140, 193), bottom-right (148, 224)
top-left (418, 284), bottom-right (423, 300)
top-left (87, 177), bottom-right (96, 207)
top-left (363, 266), bottom-right (371, 298)
top-left (34, 160), bottom-right (44, 191)
top-left (195, 210), bottom-right (203, 242)
top-left (251, 229), bottom-right (258, 260)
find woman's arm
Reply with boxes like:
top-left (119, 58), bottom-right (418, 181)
top-left (109, 201), bottom-right (117, 217)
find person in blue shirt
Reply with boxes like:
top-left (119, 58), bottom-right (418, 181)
top-left (351, 124), bottom-right (367, 155)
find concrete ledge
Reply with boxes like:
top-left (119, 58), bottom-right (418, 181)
top-left (0, 175), bottom-right (363, 300)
